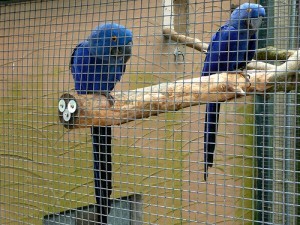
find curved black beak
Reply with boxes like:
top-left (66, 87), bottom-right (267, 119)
top-left (123, 41), bottom-right (132, 63)
top-left (110, 41), bottom-right (132, 63)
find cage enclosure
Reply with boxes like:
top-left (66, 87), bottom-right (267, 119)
top-left (0, 0), bottom-right (299, 225)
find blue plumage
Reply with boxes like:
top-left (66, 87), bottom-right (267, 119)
top-left (70, 23), bottom-right (133, 223)
top-left (71, 23), bottom-right (132, 94)
top-left (71, 40), bottom-right (124, 93)
top-left (202, 3), bottom-right (265, 180)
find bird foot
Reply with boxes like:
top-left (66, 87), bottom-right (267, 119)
top-left (238, 70), bottom-right (252, 88)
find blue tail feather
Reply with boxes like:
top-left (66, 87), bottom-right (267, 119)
top-left (204, 103), bottom-right (220, 181)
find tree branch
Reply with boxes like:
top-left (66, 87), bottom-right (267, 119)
top-left (246, 60), bottom-right (276, 70)
top-left (58, 50), bottom-right (300, 129)
top-left (254, 46), bottom-right (295, 61)
top-left (162, 27), bottom-right (209, 53)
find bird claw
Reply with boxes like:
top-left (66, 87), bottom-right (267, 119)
top-left (245, 73), bottom-right (251, 80)
top-left (239, 71), bottom-right (252, 88)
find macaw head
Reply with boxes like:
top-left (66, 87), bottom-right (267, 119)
top-left (229, 3), bottom-right (266, 30)
top-left (87, 23), bottom-right (133, 64)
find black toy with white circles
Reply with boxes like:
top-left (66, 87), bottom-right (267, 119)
top-left (58, 93), bottom-right (79, 129)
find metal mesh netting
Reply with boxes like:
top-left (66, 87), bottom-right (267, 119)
top-left (0, 0), bottom-right (299, 224)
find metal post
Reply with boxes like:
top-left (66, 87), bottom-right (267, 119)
top-left (255, 94), bottom-right (274, 225)
top-left (285, 91), bottom-right (298, 225)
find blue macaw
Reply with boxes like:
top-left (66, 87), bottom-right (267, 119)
top-left (70, 23), bottom-right (133, 223)
top-left (202, 3), bottom-right (265, 181)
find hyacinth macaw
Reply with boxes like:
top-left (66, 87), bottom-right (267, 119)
top-left (202, 3), bottom-right (265, 181)
top-left (70, 23), bottom-right (133, 223)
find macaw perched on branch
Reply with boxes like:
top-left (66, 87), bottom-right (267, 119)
top-left (70, 23), bottom-right (133, 223)
top-left (202, 3), bottom-right (265, 181)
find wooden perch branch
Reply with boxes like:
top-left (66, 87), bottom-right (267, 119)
top-left (59, 73), bottom-right (249, 129)
top-left (255, 47), bottom-right (295, 61)
top-left (163, 27), bottom-right (209, 53)
top-left (246, 60), bottom-right (276, 70)
top-left (59, 50), bottom-right (299, 129)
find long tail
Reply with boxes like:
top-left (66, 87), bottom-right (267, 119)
top-left (204, 103), bottom-right (220, 181)
top-left (91, 126), bottom-right (112, 224)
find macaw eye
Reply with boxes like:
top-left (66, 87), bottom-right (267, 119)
top-left (112, 36), bottom-right (117, 42)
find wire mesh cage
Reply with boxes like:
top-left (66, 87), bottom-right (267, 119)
top-left (0, 0), bottom-right (299, 224)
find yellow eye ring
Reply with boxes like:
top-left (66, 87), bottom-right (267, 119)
top-left (112, 36), bottom-right (117, 42)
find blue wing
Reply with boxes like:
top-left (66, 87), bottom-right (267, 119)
top-left (202, 25), bottom-right (256, 180)
top-left (70, 41), bottom-right (125, 94)
top-left (202, 25), bottom-right (252, 76)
